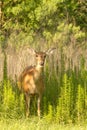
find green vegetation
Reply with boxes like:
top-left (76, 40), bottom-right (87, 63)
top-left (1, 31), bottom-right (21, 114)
top-left (0, 118), bottom-right (87, 130)
top-left (0, 60), bottom-right (87, 124)
top-left (0, 0), bottom-right (87, 129)
top-left (0, 0), bottom-right (87, 48)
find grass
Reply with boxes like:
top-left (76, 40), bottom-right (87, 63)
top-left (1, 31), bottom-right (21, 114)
top-left (0, 117), bottom-right (87, 130)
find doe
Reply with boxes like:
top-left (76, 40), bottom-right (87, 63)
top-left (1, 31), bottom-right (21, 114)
top-left (18, 48), bottom-right (55, 117)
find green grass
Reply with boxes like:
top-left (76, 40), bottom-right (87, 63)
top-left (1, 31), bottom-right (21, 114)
top-left (0, 117), bottom-right (87, 130)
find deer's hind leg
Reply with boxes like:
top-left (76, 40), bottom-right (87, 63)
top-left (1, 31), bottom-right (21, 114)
top-left (25, 92), bottom-right (31, 117)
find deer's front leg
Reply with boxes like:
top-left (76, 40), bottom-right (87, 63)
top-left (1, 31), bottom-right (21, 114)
top-left (37, 95), bottom-right (41, 118)
top-left (25, 92), bottom-right (30, 117)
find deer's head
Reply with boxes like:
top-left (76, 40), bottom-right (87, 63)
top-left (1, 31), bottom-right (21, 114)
top-left (29, 48), bottom-right (56, 68)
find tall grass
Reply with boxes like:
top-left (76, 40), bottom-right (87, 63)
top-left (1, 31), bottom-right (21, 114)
top-left (0, 48), bottom-right (87, 124)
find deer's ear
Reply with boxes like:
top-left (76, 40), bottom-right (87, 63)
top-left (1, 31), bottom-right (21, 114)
top-left (46, 48), bottom-right (56, 55)
top-left (29, 48), bottom-right (36, 55)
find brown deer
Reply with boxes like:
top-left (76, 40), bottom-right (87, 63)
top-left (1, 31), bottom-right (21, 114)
top-left (18, 48), bottom-right (55, 117)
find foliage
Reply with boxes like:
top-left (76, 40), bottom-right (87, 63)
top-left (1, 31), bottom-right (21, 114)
top-left (0, 0), bottom-right (87, 45)
top-left (0, 0), bottom-right (87, 125)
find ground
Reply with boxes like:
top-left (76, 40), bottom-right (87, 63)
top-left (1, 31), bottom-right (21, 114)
top-left (0, 117), bottom-right (87, 130)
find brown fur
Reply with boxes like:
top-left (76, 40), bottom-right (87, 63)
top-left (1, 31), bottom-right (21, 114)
top-left (18, 66), bottom-right (45, 94)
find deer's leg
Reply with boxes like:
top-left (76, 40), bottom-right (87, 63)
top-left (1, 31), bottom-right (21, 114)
top-left (37, 95), bottom-right (41, 118)
top-left (25, 92), bottom-right (30, 117)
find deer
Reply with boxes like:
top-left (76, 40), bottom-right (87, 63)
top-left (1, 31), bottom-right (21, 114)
top-left (18, 48), bottom-right (55, 118)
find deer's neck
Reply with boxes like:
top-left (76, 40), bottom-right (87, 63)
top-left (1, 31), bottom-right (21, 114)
top-left (34, 65), bottom-right (44, 80)
top-left (36, 65), bottom-right (44, 74)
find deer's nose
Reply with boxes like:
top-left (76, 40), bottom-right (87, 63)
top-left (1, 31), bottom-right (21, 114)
top-left (40, 61), bottom-right (44, 66)
top-left (40, 63), bottom-right (44, 66)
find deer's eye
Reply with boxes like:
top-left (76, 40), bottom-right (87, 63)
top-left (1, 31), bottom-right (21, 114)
top-left (44, 55), bottom-right (46, 58)
top-left (36, 54), bottom-right (38, 57)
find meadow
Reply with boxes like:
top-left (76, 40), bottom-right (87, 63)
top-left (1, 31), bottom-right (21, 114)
top-left (0, 117), bottom-right (87, 130)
